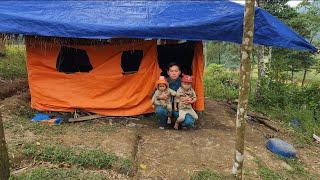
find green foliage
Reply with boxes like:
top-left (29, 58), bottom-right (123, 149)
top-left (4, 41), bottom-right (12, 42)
top-left (206, 41), bottom-right (240, 68)
top-left (75, 149), bottom-right (117, 169)
top-left (204, 63), bottom-right (239, 100)
top-left (23, 143), bottom-right (131, 173)
top-left (0, 45), bottom-right (26, 80)
top-left (258, 166), bottom-right (282, 180)
top-left (10, 167), bottom-right (107, 180)
top-left (252, 80), bottom-right (320, 108)
top-left (257, 0), bottom-right (318, 85)
top-left (298, 1), bottom-right (320, 43)
top-left (190, 170), bottom-right (228, 180)
top-left (204, 63), bottom-right (319, 145)
top-left (251, 80), bottom-right (320, 144)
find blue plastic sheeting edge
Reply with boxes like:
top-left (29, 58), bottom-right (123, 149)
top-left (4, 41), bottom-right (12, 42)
top-left (31, 113), bottom-right (50, 121)
top-left (0, 1), bottom-right (317, 52)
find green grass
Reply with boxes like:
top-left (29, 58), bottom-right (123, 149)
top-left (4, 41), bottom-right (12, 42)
top-left (190, 170), bottom-right (232, 180)
top-left (204, 63), bottom-right (320, 146)
top-left (252, 104), bottom-right (320, 146)
top-left (22, 143), bottom-right (133, 174)
top-left (281, 158), bottom-right (318, 180)
top-left (255, 157), bottom-right (283, 180)
top-left (258, 167), bottom-right (282, 180)
top-left (10, 167), bottom-right (107, 180)
top-left (0, 45), bottom-right (27, 80)
top-left (254, 154), bottom-right (318, 180)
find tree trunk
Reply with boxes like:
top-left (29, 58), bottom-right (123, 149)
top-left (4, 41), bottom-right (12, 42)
top-left (232, 0), bottom-right (255, 179)
top-left (268, 47), bottom-right (272, 71)
top-left (291, 66), bottom-right (294, 83)
top-left (204, 41), bottom-right (208, 67)
top-left (0, 113), bottom-right (10, 180)
top-left (302, 69), bottom-right (307, 87)
top-left (0, 34), bottom-right (5, 57)
top-left (255, 45), bottom-right (265, 100)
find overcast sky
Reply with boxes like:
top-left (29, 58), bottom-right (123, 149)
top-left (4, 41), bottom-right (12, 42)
top-left (232, 0), bottom-right (303, 7)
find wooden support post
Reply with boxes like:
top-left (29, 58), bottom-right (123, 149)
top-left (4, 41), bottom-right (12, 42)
top-left (0, 113), bottom-right (10, 180)
top-left (232, 0), bottom-right (255, 179)
top-left (255, 45), bottom-right (265, 100)
top-left (0, 34), bottom-right (5, 57)
top-left (204, 41), bottom-right (208, 68)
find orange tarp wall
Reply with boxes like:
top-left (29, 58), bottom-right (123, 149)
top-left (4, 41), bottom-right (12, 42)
top-left (25, 38), bottom-right (204, 116)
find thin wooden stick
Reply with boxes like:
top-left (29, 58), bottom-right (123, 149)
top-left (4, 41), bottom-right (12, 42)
top-left (68, 115), bottom-right (104, 122)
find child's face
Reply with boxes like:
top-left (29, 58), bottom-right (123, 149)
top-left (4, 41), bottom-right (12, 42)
top-left (158, 84), bottom-right (167, 91)
top-left (181, 82), bottom-right (191, 90)
top-left (167, 65), bottom-right (181, 80)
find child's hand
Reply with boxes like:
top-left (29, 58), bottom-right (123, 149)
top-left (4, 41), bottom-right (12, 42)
top-left (182, 97), bottom-right (194, 105)
top-left (158, 94), bottom-right (168, 100)
top-left (180, 96), bottom-right (187, 102)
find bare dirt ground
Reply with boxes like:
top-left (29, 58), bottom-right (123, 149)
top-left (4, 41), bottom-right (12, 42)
top-left (1, 80), bottom-right (319, 179)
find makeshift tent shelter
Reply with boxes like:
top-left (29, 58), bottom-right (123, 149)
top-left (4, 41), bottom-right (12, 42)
top-left (24, 38), bottom-right (204, 115)
top-left (0, 1), bottom-right (317, 116)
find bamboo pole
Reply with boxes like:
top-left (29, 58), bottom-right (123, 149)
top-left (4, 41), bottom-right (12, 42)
top-left (231, 0), bottom-right (255, 179)
top-left (0, 113), bottom-right (10, 180)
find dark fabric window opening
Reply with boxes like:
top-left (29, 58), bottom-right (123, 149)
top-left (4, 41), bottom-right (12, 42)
top-left (56, 46), bottom-right (93, 73)
top-left (121, 50), bottom-right (143, 74)
top-left (157, 41), bottom-right (195, 76)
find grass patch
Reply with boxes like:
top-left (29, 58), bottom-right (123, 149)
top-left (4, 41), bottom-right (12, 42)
top-left (255, 157), bottom-right (282, 180)
top-left (280, 157), bottom-right (318, 180)
top-left (255, 155), bottom-right (317, 180)
top-left (10, 167), bottom-right (107, 180)
top-left (258, 166), bottom-right (282, 180)
top-left (22, 144), bottom-right (133, 174)
top-left (252, 104), bottom-right (319, 145)
top-left (190, 170), bottom-right (231, 180)
top-left (0, 45), bottom-right (26, 80)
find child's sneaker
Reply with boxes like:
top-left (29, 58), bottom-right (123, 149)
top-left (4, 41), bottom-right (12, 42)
top-left (159, 126), bottom-right (165, 130)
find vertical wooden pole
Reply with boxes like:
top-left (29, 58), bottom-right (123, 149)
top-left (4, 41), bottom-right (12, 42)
top-left (232, 0), bottom-right (255, 179)
top-left (204, 41), bottom-right (208, 68)
top-left (255, 1), bottom-right (265, 100)
top-left (0, 113), bottom-right (10, 180)
top-left (0, 34), bottom-right (5, 57)
top-left (255, 45), bottom-right (265, 99)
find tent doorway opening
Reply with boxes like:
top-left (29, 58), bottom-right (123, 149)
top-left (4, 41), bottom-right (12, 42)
top-left (157, 41), bottom-right (195, 76)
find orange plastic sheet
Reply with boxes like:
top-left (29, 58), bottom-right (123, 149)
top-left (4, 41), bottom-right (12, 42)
top-left (25, 38), bottom-right (204, 116)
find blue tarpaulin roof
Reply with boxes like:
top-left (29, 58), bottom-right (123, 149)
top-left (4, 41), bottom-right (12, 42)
top-left (0, 1), bottom-right (317, 52)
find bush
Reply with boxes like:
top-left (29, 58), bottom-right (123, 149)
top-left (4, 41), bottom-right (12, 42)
top-left (0, 45), bottom-right (26, 80)
top-left (251, 80), bottom-right (320, 144)
top-left (204, 63), bottom-right (239, 100)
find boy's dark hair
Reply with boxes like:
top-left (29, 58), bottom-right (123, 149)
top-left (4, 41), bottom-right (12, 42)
top-left (167, 62), bottom-right (181, 71)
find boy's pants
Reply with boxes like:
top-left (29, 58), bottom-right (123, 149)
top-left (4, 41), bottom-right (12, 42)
top-left (176, 108), bottom-right (198, 123)
top-left (155, 106), bottom-right (195, 127)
